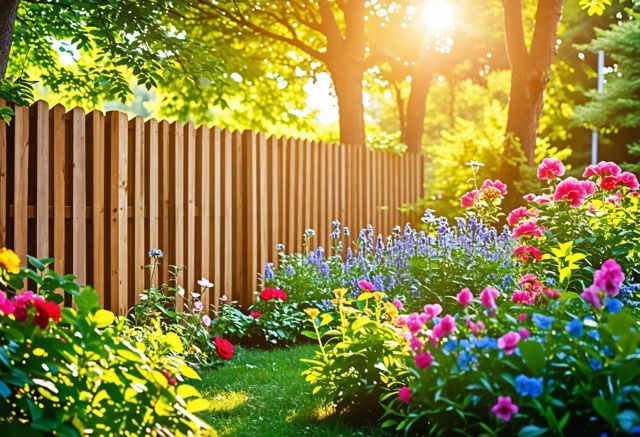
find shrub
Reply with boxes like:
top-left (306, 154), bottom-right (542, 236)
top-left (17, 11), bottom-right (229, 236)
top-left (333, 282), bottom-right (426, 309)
top-left (0, 252), bottom-right (211, 435)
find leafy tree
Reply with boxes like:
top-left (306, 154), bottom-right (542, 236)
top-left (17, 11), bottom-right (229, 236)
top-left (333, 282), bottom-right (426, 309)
top-left (0, 0), bottom-right (225, 115)
top-left (573, 12), bottom-right (640, 173)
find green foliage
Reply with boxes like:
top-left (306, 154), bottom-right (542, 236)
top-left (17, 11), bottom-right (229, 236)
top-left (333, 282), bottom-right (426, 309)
top-left (4, 0), bottom-right (225, 114)
top-left (573, 14), bottom-right (640, 172)
top-left (0, 256), bottom-right (211, 435)
top-left (301, 292), bottom-right (410, 420)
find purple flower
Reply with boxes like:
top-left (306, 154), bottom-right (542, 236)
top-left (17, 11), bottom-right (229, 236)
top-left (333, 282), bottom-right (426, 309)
top-left (594, 259), bottom-right (625, 296)
top-left (491, 396), bottom-right (519, 421)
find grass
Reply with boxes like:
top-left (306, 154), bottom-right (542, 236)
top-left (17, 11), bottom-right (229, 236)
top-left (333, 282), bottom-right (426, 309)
top-left (196, 345), bottom-right (390, 436)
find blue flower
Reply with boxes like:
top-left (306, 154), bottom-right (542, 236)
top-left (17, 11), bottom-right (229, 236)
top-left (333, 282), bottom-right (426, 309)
top-left (605, 298), bottom-right (623, 314)
top-left (532, 313), bottom-right (554, 330)
top-left (587, 330), bottom-right (600, 341)
top-left (590, 358), bottom-right (603, 371)
top-left (457, 350), bottom-right (477, 371)
top-left (284, 265), bottom-right (295, 276)
top-left (565, 319), bottom-right (583, 337)
top-left (263, 263), bottom-right (275, 280)
top-left (318, 299), bottom-right (333, 312)
top-left (444, 339), bottom-right (459, 353)
top-left (515, 375), bottom-right (544, 398)
top-left (148, 248), bottom-right (164, 258)
top-left (475, 337), bottom-right (498, 349)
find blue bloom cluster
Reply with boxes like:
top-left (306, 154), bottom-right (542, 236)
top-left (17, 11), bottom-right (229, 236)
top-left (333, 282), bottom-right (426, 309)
top-left (515, 374), bottom-right (544, 398)
top-left (532, 313), bottom-right (554, 330)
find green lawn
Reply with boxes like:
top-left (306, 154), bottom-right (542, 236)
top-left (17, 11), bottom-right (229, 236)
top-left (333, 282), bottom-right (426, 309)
top-left (196, 345), bottom-right (390, 436)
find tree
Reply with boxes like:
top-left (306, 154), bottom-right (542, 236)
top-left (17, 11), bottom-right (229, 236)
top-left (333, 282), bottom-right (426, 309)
top-left (0, 0), bottom-right (224, 113)
top-left (573, 13), bottom-right (640, 173)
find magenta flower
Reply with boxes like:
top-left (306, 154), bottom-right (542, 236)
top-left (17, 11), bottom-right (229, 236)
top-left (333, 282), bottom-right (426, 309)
top-left (507, 207), bottom-right (538, 227)
top-left (618, 171), bottom-right (639, 190)
top-left (580, 180), bottom-right (597, 195)
top-left (480, 286), bottom-right (500, 309)
top-left (481, 179), bottom-right (508, 196)
top-left (415, 351), bottom-right (434, 369)
top-left (460, 190), bottom-right (479, 208)
top-left (537, 158), bottom-right (565, 180)
top-left (407, 313), bottom-right (426, 334)
top-left (491, 396), bottom-right (519, 421)
top-left (466, 318), bottom-right (485, 335)
top-left (512, 290), bottom-right (535, 305)
top-left (392, 298), bottom-right (404, 310)
top-left (409, 336), bottom-right (424, 351)
top-left (517, 313), bottom-right (528, 323)
top-left (398, 387), bottom-right (412, 404)
top-left (519, 328), bottom-right (531, 339)
top-left (433, 315), bottom-right (456, 338)
top-left (512, 245), bottom-right (542, 263)
top-left (456, 288), bottom-right (473, 307)
top-left (0, 291), bottom-right (15, 316)
top-left (581, 285), bottom-right (603, 309)
top-left (583, 161), bottom-right (621, 178)
top-left (357, 280), bottom-right (375, 291)
top-left (423, 303), bottom-right (443, 320)
top-left (512, 221), bottom-right (545, 239)
top-left (554, 177), bottom-right (590, 207)
top-left (497, 331), bottom-right (521, 355)
top-left (593, 259), bottom-right (625, 296)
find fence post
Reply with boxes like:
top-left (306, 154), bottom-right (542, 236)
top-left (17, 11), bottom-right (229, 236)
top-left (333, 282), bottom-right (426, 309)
top-left (33, 101), bottom-right (50, 259)
top-left (88, 110), bottom-right (106, 306)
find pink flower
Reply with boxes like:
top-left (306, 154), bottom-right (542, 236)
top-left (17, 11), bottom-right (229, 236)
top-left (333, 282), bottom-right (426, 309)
top-left (581, 285), bottom-right (603, 309)
top-left (202, 314), bottom-right (211, 327)
top-left (601, 175), bottom-right (618, 191)
top-left (497, 331), bottom-right (521, 355)
top-left (250, 311), bottom-right (261, 318)
top-left (537, 158), bottom-right (565, 180)
top-left (480, 287), bottom-right (500, 309)
top-left (407, 313), bottom-right (425, 333)
top-left (423, 304), bottom-right (443, 320)
top-left (606, 190), bottom-right (622, 208)
top-left (357, 280), bottom-right (375, 291)
top-left (512, 290), bottom-right (535, 305)
top-left (524, 193), bottom-right (552, 204)
top-left (481, 179), bottom-right (508, 196)
top-left (460, 190), bottom-right (479, 208)
top-left (433, 315), bottom-right (456, 338)
top-left (519, 274), bottom-right (543, 292)
top-left (466, 318), bottom-right (485, 335)
top-left (618, 171), bottom-right (639, 190)
top-left (409, 336), bottom-right (424, 351)
top-left (398, 387), bottom-right (412, 404)
top-left (491, 396), bottom-right (519, 422)
top-left (392, 298), bottom-right (404, 310)
top-left (512, 221), bottom-right (545, 239)
top-left (581, 180), bottom-right (597, 195)
top-left (456, 288), bottom-right (473, 307)
top-left (519, 328), bottom-right (531, 340)
top-left (512, 245), bottom-right (542, 263)
top-left (554, 177), bottom-right (589, 207)
top-left (0, 291), bottom-right (15, 316)
top-left (518, 313), bottom-right (528, 323)
top-left (583, 161), bottom-right (621, 178)
top-left (543, 288), bottom-right (560, 299)
top-left (593, 259), bottom-right (625, 296)
top-left (396, 315), bottom-right (407, 327)
top-left (415, 352), bottom-right (434, 369)
top-left (507, 207), bottom-right (538, 227)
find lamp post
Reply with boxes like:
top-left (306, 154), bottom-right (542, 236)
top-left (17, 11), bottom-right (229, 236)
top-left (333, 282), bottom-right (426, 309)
top-left (591, 49), bottom-right (604, 165)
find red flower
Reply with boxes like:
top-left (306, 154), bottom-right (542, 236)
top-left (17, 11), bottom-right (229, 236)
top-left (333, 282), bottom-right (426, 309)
top-left (260, 288), bottom-right (274, 301)
top-left (33, 299), bottom-right (61, 329)
top-left (273, 288), bottom-right (288, 301)
top-left (600, 176), bottom-right (618, 191)
top-left (214, 336), bottom-right (235, 361)
top-left (543, 288), bottom-right (560, 299)
top-left (512, 245), bottom-right (542, 262)
top-left (260, 288), bottom-right (287, 301)
top-left (250, 311), bottom-right (261, 318)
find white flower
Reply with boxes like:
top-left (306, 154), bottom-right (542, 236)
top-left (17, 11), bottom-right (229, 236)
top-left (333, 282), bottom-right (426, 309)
top-left (197, 277), bottom-right (214, 288)
top-left (139, 294), bottom-right (148, 301)
top-left (191, 292), bottom-right (201, 299)
top-left (177, 286), bottom-right (185, 297)
top-left (193, 301), bottom-right (203, 312)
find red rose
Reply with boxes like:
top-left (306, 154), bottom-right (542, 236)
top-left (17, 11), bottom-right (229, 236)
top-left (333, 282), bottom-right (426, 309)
top-left (32, 299), bottom-right (61, 328)
top-left (250, 311), bottom-right (261, 318)
top-left (260, 289), bottom-right (274, 301)
top-left (273, 289), bottom-right (288, 301)
top-left (214, 336), bottom-right (234, 361)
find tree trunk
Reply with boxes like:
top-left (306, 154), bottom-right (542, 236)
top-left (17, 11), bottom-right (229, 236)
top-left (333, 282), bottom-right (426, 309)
top-left (0, 0), bottom-right (19, 78)
top-left (330, 67), bottom-right (365, 147)
top-left (403, 67), bottom-right (434, 154)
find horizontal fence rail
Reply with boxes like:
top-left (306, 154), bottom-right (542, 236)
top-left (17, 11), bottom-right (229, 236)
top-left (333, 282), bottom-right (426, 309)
top-left (0, 100), bottom-right (425, 313)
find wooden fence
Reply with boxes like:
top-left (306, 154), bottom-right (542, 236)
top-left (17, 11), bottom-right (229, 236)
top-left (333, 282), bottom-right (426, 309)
top-left (0, 100), bottom-right (425, 314)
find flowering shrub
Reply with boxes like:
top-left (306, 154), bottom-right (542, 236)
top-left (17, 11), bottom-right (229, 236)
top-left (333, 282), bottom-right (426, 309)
top-left (0, 251), bottom-right (211, 435)
top-left (508, 159), bottom-right (640, 292)
top-left (128, 249), bottom-right (234, 366)
top-left (302, 289), bottom-right (410, 420)
top-left (381, 258), bottom-right (640, 435)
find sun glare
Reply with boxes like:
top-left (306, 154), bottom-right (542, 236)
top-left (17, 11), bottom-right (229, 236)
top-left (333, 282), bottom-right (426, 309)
top-left (421, 0), bottom-right (455, 31)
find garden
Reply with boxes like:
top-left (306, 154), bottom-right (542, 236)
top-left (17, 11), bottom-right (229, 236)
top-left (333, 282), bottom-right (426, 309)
top-left (1, 0), bottom-right (639, 436)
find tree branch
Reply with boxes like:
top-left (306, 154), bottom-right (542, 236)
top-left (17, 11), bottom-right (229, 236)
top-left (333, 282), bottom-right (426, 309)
top-left (529, 0), bottom-right (563, 67)
top-left (502, 0), bottom-right (530, 68)
top-left (318, 0), bottom-right (344, 47)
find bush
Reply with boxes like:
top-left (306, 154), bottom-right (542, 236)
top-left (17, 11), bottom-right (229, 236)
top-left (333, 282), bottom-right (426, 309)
top-left (0, 252), bottom-right (211, 435)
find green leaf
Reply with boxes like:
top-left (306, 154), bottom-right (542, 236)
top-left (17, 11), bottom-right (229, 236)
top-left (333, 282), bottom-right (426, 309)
top-left (93, 309), bottom-right (115, 328)
top-left (518, 425), bottom-right (548, 437)
top-left (0, 381), bottom-right (11, 398)
top-left (74, 287), bottom-right (98, 315)
top-left (592, 396), bottom-right (618, 426)
top-left (518, 341), bottom-right (545, 376)
top-left (607, 312), bottom-right (635, 335)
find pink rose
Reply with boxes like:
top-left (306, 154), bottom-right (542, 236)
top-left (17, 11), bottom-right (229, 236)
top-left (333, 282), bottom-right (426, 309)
top-left (415, 352), bottom-right (434, 370)
top-left (479, 286), bottom-right (500, 309)
top-left (497, 331), bottom-right (520, 355)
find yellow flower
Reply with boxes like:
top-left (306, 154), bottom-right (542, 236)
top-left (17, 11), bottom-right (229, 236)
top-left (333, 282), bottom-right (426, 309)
top-left (372, 291), bottom-right (385, 303)
top-left (304, 308), bottom-right (319, 319)
top-left (333, 288), bottom-right (347, 299)
top-left (384, 303), bottom-right (398, 320)
top-left (0, 248), bottom-right (20, 274)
